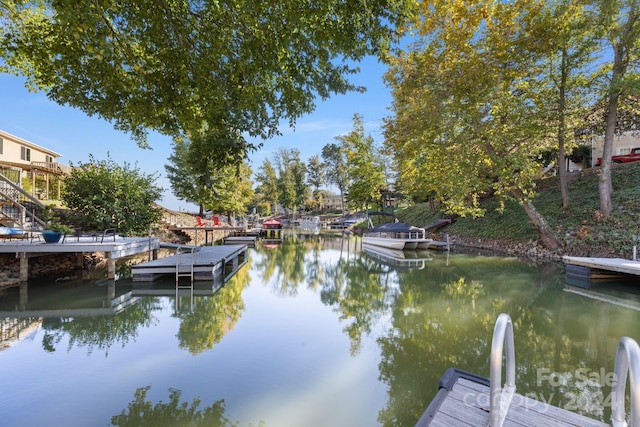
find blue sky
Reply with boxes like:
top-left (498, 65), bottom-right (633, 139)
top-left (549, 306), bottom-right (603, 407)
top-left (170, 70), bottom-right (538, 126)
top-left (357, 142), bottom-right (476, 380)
top-left (0, 55), bottom-right (392, 212)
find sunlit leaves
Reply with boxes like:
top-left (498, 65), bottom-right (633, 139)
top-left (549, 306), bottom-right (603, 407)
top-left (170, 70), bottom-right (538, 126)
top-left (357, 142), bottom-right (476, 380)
top-left (385, 1), bottom-right (558, 216)
top-left (62, 154), bottom-right (163, 235)
top-left (1, 0), bottom-right (412, 163)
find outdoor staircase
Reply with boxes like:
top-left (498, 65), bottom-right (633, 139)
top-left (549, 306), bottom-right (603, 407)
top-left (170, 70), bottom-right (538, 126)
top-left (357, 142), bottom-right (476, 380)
top-left (0, 171), bottom-right (46, 230)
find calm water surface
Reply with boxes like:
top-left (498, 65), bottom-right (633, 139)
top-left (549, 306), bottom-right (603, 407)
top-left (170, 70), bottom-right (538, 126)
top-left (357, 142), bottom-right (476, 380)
top-left (1, 233), bottom-right (640, 427)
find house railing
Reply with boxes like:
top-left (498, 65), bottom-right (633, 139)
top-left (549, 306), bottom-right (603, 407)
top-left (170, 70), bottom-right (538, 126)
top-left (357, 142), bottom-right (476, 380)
top-left (30, 161), bottom-right (71, 175)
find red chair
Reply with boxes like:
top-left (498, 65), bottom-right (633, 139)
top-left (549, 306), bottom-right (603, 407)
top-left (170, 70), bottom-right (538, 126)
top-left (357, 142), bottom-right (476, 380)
top-left (212, 216), bottom-right (219, 226)
top-left (195, 216), bottom-right (207, 227)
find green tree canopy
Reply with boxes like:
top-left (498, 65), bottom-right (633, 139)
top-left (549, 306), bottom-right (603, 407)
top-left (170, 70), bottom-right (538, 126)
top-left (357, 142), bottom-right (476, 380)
top-left (62, 155), bottom-right (163, 235)
top-left (321, 142), bottom-right (349, 213)
top-left (206, 162), bottom-right (255, 217)
top-left (165, 136), bottom-right (253, 216)
top-left (338, 113), bottom-right (386, 212)
top-left (1, 0), bottom-right (412, 163)
top-left (254, 159), bottom-right (279, 215)
top-left (384, 0), bottom-right (562, 248)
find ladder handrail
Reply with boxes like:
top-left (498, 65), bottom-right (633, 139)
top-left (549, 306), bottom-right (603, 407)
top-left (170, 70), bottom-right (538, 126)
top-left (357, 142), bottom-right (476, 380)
top-left (612, 336), bottom-right (640, 427)
top-left (489, 313), bottom-right (516, 427)
top-left (175, 245), bottom-right (196, 286)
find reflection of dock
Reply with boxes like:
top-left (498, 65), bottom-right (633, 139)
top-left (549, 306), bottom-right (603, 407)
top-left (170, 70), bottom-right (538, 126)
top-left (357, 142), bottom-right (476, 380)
top-left (131, 245), bottom-right (247, 282)
top-left (0, 293), bottom-right (140, 318)
top-left (564, 286), bottom-right (640, 311)
top-left (362, 243), bottom-right (432, 269)
top-left (0, 281), bottom-right (138, 320)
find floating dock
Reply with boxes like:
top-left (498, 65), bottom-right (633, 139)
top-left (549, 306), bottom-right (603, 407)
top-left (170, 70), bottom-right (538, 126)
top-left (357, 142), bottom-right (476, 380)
top-left (415, 313), bottom-right (637, 427)
top-left (563, 256), bottom-right (640, 287)
top-left (417, 368), bottom-right (607, 427)
top-left (564, 256), bottom-right (640, 276)
top-left (131, 245), bottom-right (247, 282)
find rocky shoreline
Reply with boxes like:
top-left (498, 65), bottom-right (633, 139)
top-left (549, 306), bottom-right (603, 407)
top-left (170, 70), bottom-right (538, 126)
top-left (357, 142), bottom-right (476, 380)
top-left (437, 233), bottom-right (562, 262)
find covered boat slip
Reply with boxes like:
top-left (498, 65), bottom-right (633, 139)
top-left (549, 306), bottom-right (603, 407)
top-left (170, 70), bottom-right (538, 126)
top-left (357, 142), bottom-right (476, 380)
top-left (362, 221), bottom-right (432, 250)
top-left (416, 313), bottom-right (640, 427)
top-left (131, 244), bottom-right (247, 282)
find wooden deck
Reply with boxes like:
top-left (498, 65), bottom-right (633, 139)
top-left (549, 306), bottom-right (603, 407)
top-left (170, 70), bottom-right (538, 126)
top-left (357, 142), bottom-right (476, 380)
top-left (131, 245), bottom-right (247, 282)
top-left (416, 369), bottom-right (608, 427)
top-left (0, 236), bottom-right (160, 281)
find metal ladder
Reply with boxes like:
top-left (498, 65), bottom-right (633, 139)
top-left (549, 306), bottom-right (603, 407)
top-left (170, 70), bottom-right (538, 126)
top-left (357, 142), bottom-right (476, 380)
top-left (489, 313), bottom-right (640, 427)
top-left (175, 246), bottom-right (196, 286)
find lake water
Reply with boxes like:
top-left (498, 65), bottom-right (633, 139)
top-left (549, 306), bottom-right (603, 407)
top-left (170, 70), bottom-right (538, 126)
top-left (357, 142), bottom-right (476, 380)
top-left (1, 233), bottom-right (640, 427)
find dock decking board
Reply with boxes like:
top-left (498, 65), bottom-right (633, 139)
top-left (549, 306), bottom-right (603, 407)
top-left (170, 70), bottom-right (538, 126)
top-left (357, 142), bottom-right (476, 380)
top-left (416, 369), bottom-right (608, 427)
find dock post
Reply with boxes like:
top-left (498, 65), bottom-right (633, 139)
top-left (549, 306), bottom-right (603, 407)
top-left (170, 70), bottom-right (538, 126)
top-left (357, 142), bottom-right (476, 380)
top-left (19, 253), bottom-right (28, 282)
top-left (106, 252), bottom-right (115, 280)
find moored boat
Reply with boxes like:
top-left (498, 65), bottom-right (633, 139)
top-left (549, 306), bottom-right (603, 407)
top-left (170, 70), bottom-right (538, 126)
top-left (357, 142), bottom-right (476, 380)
top-left (297, 216), bottom-right (321, 231)
top-left (362, 221), bottom-right (432, 250)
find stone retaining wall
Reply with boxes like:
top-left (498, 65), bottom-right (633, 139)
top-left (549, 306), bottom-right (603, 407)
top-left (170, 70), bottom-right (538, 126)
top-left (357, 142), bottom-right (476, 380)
top-left (0, 252), bottom-right (107, 287)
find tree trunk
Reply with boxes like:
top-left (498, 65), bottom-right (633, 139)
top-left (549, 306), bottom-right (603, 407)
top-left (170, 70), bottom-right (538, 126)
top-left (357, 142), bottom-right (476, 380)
top-left (511, 189), bottom-right (562, 250)
top-left (599, 88), bottom-right (619, 215)
top-left (558, 48), bottom-right (570, 209)
top-left (598, 0), bottom-right (638, 215)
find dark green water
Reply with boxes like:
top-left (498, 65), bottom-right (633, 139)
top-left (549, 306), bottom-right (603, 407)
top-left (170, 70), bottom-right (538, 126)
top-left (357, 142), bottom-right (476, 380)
top-left (1, 233), bottom-right (639, 427)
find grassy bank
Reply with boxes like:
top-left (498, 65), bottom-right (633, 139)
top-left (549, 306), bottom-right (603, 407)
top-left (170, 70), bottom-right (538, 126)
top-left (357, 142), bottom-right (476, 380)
top-left (396, 162), bottom-right (640, 258)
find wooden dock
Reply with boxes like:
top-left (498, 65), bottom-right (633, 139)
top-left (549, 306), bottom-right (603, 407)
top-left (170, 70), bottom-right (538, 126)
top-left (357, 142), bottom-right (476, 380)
top-left (131, 245), bottom-right (247, 282)
top-left (414, 313), bottom-right (639, 427)
top-left (223, 236), bottom-right (258, 247)
top-left (563, 256), bottom-right (640, 287)
top-left (0, 236), bottom-right (160, 281)
top-left (416, 369), bottom-right (607, 427)
top-left (427, 240), bottom-right (452, 251)
top-left (563, 255), bottom-right (640, 276)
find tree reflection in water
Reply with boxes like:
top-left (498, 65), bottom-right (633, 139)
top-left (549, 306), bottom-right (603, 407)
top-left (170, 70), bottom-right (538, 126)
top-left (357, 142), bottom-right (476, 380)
top-left (41, 297), bottom-right (163, 355)
top-left (111, 386), bottom-right (265, 427)
top-left (174, 259), bottom-right (252, 354)
top-left (27, 235), bottom-right (640, 426)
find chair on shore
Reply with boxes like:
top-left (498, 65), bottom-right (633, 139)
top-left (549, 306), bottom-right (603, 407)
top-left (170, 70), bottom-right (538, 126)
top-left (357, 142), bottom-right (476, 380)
top-left (195, 216), bottom-right (207, 227)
